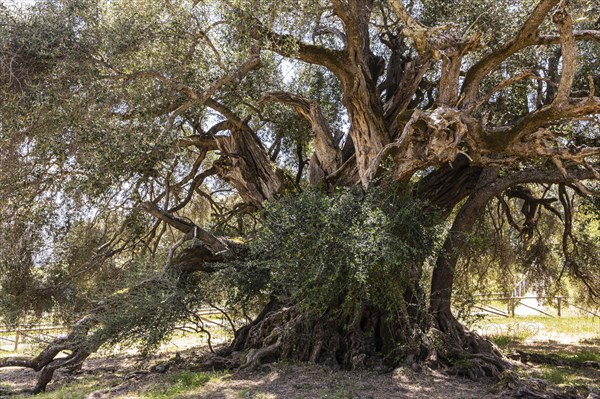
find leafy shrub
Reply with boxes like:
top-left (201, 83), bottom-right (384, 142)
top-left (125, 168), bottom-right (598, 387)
top-left (249, 188), bottom-right (442, 317)
top-left (73, 189), bottom-right (443, 353)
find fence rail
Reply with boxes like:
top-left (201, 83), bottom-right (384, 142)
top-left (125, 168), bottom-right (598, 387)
top-left (0, 307), bottom-right (230, 352)
top-left (0, 325), bottom-right (69, 352)
top-left (469, 295), bottom-right (599, 318)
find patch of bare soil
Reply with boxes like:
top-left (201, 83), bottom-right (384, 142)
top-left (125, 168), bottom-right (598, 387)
top-left (2, 350), bottom-right (501, 399)
top-left (190, 365), bottom-right (499, 399)
top-left (0, 351), bottom-right (162, 394)
top-left (0, 366), bottom-right (38, 393)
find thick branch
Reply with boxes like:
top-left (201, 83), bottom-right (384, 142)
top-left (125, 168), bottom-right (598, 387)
top-left (430, 161), bottom-right (600, 316)
top-left (461, 0), bottom-right (561, 107)
top-left (551, 3), bottom-right (576, 105)
top-left (331, 0), bottom-right (358, 49)
top-left (484, 96), bottom-right (600, 149)
top-left (213, 125), bottom-right (285, 207)
top-left (260, 91), bottom-right (342, 183)
top-left (178, 133), bottom-right (228, 150)
top-left (331, 0), bottom-right (377, 80)
top-left (206, 99), bottom-right (245, 128)
top-left (504, 128), bottom-right (600, 164)
top-left (438, 33), bottom-right (481, 106)
top-left (537, 29), bottom-right (600, 45)
top-left (139, 202), bottom-right (228, 253)
top-left (252, 26), bottom-right (348, 78)
top-left (0, 316), bottom-right (96, 393)
top-left (430, 167), bottom-right (499, 317)
top-left (384, 55), bottom-right (432, 131)
top-left (388, 0), bottom-right (431, 54)
top-left (415, 155), bottom-right (482, 217)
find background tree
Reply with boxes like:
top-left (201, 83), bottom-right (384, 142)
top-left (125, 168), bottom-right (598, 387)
top-left (0, 0), bottom-right (599, 393)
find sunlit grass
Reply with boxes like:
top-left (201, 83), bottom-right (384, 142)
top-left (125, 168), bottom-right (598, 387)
top-left (477, 315), bottom-right (600, 390)
top-left (140, 370), bottom-right (226, 399)
top-left (528, 365), bottom-right (597, 388)
top-left (483, 315), bottom-right (600, 341)
top-left (551, 349), bottom-right (600, 363)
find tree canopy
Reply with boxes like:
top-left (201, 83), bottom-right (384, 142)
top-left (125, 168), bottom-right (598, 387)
top-left (0, 0), bottom-right (599, 393)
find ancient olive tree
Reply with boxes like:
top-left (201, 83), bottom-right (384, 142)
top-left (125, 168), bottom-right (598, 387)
top-left (1, 0), bottom-right (599, 393)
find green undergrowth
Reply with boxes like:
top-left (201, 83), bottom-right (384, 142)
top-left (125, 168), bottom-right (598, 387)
top-left (524, 365), bottom-right (599, 390)
top-left (550, 349), bottom-right (600, 363)
top-left (141, 370), bottom-right (224, 398)
top-left (486, 327), bottom-right (533, 350)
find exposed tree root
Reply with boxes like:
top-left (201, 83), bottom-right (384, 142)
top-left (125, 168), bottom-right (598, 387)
top-left (0, 304), bottom-right (506, 395)
top-left (216, 299), bottom-right (445, 373)
top-left (5, 302), bottom-right (596, 399)
top-left (0, 316), bottom-right (98, 394)
top-left (427, 310), bottom-right (511, 380)
top-left (431, 313), bottom-right (597, 398)
top-left (496, 370), bottom-right (596, 399)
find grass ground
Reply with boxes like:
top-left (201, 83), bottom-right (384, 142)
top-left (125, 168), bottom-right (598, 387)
top-left (484, 315), bottom-right (599, 340)
top-left (1, 315), bottom-right (598, 398)
top-left (476, 315), bottom-right (600, 391)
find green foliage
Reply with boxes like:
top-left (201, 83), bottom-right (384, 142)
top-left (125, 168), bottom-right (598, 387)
top-left (454, 184), bottom-right (600, 307)
top-left (0, 0), bottom-right (598, 367)
top-left (484, 325), bottom-right (535, 349)
top-left (89, 272), bottom-right (209, 354)
top-left (552, 349), bottom-right (600, 364)
top-left (143, 370), bottom-right (216, 399)
top-left (204, 260), bottom-right (271, 318)
top-left (529, 365), bottom-right (590, 387)
top-left (249, 189), bottom-right (442, 316)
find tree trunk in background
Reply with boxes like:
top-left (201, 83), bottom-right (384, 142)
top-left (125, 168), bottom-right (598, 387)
top-left (430, 168), bottom-right (498, 320)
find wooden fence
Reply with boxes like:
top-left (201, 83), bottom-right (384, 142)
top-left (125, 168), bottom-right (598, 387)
top-left (0, 307), bottom-right (231, 352)
top-left (0, 324), bottom-right (68, 352)
top-left (470, 295), bottom-right (600, 318)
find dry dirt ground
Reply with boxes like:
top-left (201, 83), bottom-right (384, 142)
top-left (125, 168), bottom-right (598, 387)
top-left (170, 365), bottom-right (500, 399)
top-left (1, 335), bottom-right (598, 398)
top-left (1, 353), bottom-right (502, 399)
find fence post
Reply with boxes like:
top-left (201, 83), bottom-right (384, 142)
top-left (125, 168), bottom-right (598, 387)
top-left (14, 331), bottom-right (20, 352)
top-left (557, 297), bottom-right (562, 317)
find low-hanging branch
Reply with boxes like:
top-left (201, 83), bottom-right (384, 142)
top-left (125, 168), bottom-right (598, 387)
top-left (139, 201), bottom-right (229, 254)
